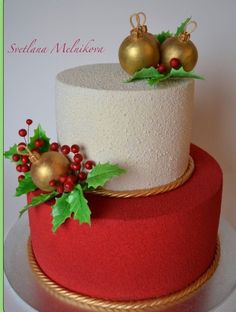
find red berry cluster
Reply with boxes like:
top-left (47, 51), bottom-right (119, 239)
top-left (13, 119), bottom-right (47, 180)
top-left (14, 119), bottom-right (96, 194)
top-left (156, 58), bottom-right (182, 74)
top-left (48, 143), bottom-right (95, 193)
top-left (13, 120), bottom-right (31, 180)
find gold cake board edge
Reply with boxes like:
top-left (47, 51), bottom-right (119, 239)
top-left (27, 237), bottom-right (220, 312)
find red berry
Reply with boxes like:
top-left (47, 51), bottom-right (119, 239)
top-left (16, 164), bottom-right (22, 172)
top-left (157, 64), bottom-right (167, 74)
top-left (18, 129), bottom-right (27, 137)
top-left (78, 172), bottom-right (87, 181)
top-left (70, 162), bottom-right (81, 171)
top-left (61, 145), bottom-right (70, 155)
top-left (34, 139), bottom-right (44, 148)
top-left (85, 160), bottom-right (95, 170)
top-left (64, 181), bottom-right (74, 192)
top-left (59, 175), bottom-right (67, 184)
top-left (66, 175), bottom-right (77, 184)
top-left (26, 119), bottom-right (33, 125)
top-left (49, 179), bottom-right (56, 187)
top-left (170, 58), bottom-right (181, 69)
top-left (74, 153), bottom-right (83, 163)
top-left (18, 142), bottom-right (26, 151)
top-left (71, 144), bottom-right (80, 154)
top-left (21, 164), bottom-right (30, 172)
top-left (50, 142), bottom-right (59, 151)
top-left (12, 154), bottom-right (20, 162)
top-left (56, 185), bottom-right (64, 193)
top-left (18, 175), bottom-right (25, 181)
top-left (21, 155), bottom-right (29, 164)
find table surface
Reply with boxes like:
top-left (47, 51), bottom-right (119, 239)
top-left (4, 217), bottom-right (236, 312)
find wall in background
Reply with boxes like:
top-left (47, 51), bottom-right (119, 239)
top-left (4, 0), bottom-right (236, 235)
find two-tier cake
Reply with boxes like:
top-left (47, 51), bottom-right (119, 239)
top-left (3, 13), bottom-right (223, 311)
top-left (28, 63), bottom-right (222, 307)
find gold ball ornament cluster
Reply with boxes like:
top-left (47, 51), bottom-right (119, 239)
top-left (119, 12), bottom-right (160, 75)
top-left (119, 13), bottom-right (199, 75)
top-left (161, 21), bottom-right (198, 71)
top-left (17, 145), bottom-right (70, 192)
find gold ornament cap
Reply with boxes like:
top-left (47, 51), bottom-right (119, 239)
top-left (129, 12), bottom-right (148, 38)
top-left (17, 144), bottom-right (40, 163)
top-left (118, 12), bottom-right (160, 75)
top-left (178, 20), bottom-right (197, 42)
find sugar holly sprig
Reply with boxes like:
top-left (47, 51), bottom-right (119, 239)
top-left (126, 61), bottom-right (204, 86)
top-left (5, 120), bottom-right (126, 232)
top-left (50, 162), bottom-right (126, 232)
top-left (21, 158), bottom-right (125, 232)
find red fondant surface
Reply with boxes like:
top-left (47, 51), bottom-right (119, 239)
top-left (28, 145), bottom-right (222, 301)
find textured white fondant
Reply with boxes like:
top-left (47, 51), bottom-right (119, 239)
top-left (56, 64), bottom-right (194, 191)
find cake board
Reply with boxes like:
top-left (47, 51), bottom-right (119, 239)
top-left (4, 215), bottom-right (236, 312)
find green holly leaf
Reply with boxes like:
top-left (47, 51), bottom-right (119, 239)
top-left (52, 193), bottom-right (71, 232)
top-left (147, 73), bottom-right (171, 86)
top-left (175, 17), bottom-right (192, 36)
top-left (154, 31), bottom-right (173, 44)
top-left (147, 78), bottom-right (159, 86)
top-left (15, 172), bottom-right (37, 197)
top-left (67, 184), bottom-right (91, 225)
top-left (86, 163), bottom-right (126, 189)
top-left (4, 144), bottom-right (18, 159)
top-left (170, 67), bottom-right (204, 80)
top-left (28, 124), bottom-right (50, 153)
top-left (126, 67), bottom-right (164, 83)
top-left (126, 66), bottom-right (171, 86)
top-left (19, 191), bottom-right (57, 217)
top-left (127, 66), bottom-right (204, 86)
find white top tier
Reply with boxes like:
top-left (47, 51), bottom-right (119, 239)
top-left (56, 64), bottom-right (194, 191)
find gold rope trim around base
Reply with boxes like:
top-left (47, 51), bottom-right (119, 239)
top-left (90, 156), bottom-right (194, 198)
top-left (28, 237), bottom-right (220, 312)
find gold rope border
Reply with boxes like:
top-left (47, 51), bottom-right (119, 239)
top-left (28, 237), bottom-right (220, 312)
top-left (90, 156), bottom-right (194, 198)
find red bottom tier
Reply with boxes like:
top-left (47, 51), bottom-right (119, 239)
top-left (28, 145), bottom-right (222, 301)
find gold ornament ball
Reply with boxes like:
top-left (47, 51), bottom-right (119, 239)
top-left (160, 36), bottom-right (198, 72)
top-left (119, 33), bottom-right (160, 75)
top-left (30, 151), bottom-right (70, 192)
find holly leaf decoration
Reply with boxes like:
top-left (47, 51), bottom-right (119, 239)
top-left (175, 17), bottom-right (191, 36)
top-left (4, 144), bottom-right (18, 159)
top-left (15, 172), bottom-right (37, 197)
top-left (126, 67), bottom-right (164, 83)
top-left (52, 193), bottom-right (71, 232)
top-left (127, 67), bottom-right (171, 85)
top-left (19, 191), bottom-right (57, 217)
top-left (51, 185), bottom-right (92, 232)
top-left (28, 124), bottom-right (50, 153)
top-left (86, 163), bottom-right (126, 189)
top-left (127, 66), bottom-right (204, 86)
top-left (155, 31), bottom-right (173, 44)
top-left (170, 67), bottom-right (204, 80)
top-left (67, 184), bottom-right (91, 225)
top-left (147, 73), bottom-right (171, 86)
